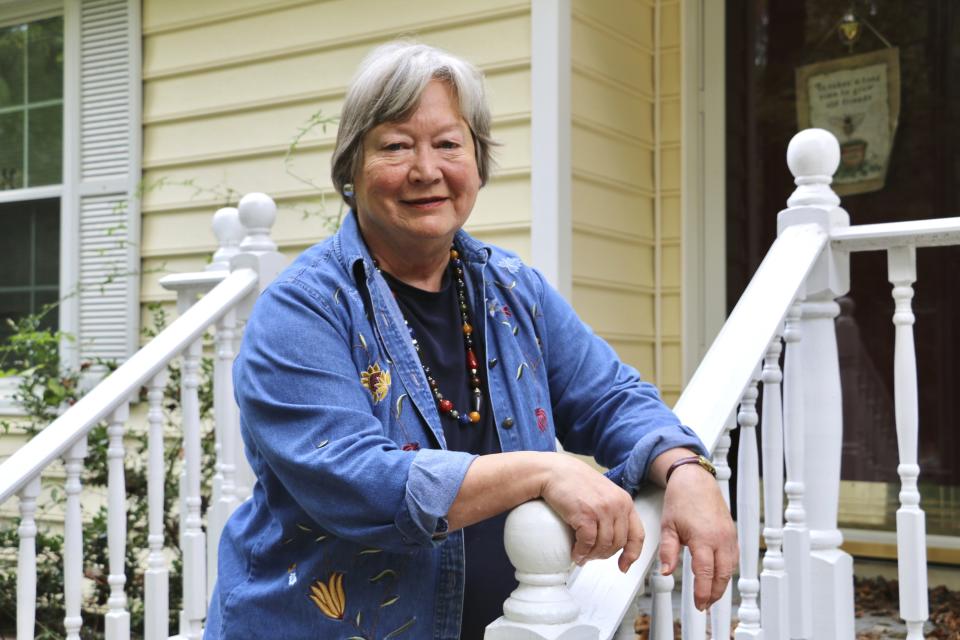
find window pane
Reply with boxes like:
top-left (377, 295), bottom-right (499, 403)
top-left (0, 24), bottom-right (25, 108)
top-left (0, 291), bottom-right (31, 341)
top-left (0, 202), bottom-right (31, 287)
top-left (34, 288), bottom-right (59, 332)
top-left (27, 104), bottom-right (61, 186)
top-left (33, 199), bottom-right (60, 285)
top-left (0, 110), bottom-right (24, 190)
top-left (27, 17), bottom-right (63, 102)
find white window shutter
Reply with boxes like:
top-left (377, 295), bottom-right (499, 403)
top-left (71, 0), bottom-right (141, 364)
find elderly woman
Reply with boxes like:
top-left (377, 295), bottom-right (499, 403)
top-left (206, 42), bottom-right (736, 640)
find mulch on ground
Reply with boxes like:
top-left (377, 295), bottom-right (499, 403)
top-left (629, 577), bottom-right (960, 639)
top-left (855, 576), bottom-right (960, 639)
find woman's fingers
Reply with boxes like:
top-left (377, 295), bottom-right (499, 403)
top-left (572, 519), bottom-right (597, 565)
top-left (617, 508), bottom-right (644, 573)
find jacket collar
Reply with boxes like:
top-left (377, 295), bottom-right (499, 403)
top-left (334, 210), bottom-right (491, 279)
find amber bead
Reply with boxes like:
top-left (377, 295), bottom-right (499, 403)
top-left (439, 399), bottom-right (453, 413)
top-left (450, 249), bottom-right (459, 259)
top-left (462, 322), bottom-right (473, 335)
top-left (468, 411), bottom-right (481, 423)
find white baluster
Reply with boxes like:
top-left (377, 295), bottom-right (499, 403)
top-left (650, 566), bottom-right (675, 640)
top-left (209, 308), bottom-right (240, 599)
top-left (680, 548), bottom-right (705, 638)
top-left (782, 300), bottom-right (811, 639)
top-left (231, 319), bottom-right (255, 503)
top-left (710, 412), bottom-right (736, 640)
top-left (17, 475), bottom-right (41, 640)
top-left (207, 206), bottom-right (244, 272)
top-left (106, 403), bottom-right (131, 640)
top-left (760, 336), bottom-right (788, 640)
top-left (485, 500), bottom-right (598, 639)
top-left (888, 245), bottom-right (928, 640)
top-left (781, 129), bottom-right (853, 639)
top-left (145, 371), bottom-right (169, 640)
top-left (735, 377), bottom-right (762, 639)
top-left (63, 436), bottom-right (88, 640)
top-left (181, 337), bottom-right (206, 640)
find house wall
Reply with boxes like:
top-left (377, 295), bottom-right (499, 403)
top-left (139, 0), bottom-right (534, 318)
top-left (569, 0), bottom-right (682, 404)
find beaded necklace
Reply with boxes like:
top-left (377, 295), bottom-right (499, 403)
top-left (376, 246), bottom-right (483, 426)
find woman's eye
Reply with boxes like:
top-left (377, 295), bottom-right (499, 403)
top-left (383, 142), bottom-right (406, 151)
top-left (438, 140), bottom-right (460, 149)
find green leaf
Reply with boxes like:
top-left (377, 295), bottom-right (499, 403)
top-left (357, 547), bottom-right (382, 556)
top-left (384, 617), bottom-right (416, 639)
top-left (380, 595), bottom-right (399, 607)
top-left (369, 569), bottom-right (397, 583)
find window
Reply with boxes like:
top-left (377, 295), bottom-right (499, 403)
top-left (0, 14), bottom-right (63, 339)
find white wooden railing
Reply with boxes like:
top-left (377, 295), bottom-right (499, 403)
top-left (0, 193), bottom-right (285, 640)
top-left (488, 128), bottom-right (960, 640)
top-left (3, 129), bottom-right (958, 640)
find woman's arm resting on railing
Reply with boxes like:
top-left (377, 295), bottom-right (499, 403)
top-left (446, 451), bottom-right (644, 573)
top-left (649, 446), bottom-right (739, 611)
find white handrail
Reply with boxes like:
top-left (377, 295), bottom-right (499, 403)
top-left (831, 216), bottom-right (960, 251)
top-left (0, 268), bottom-right (259, 504)
top-left (672, 222), bottom-right (827, 451)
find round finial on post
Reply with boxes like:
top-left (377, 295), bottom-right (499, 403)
top-left (500, 500), bottom-right (580, 624)
top-left (238, 192), bottom-right (278, 253)
top-left (208, 207), bottom-right (244, 271)
top-left (785, 128), bottom-right (842, 208)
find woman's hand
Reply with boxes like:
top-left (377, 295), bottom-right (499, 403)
top-left (539, 454), bottom-right (644, 573)
top-left (652, 449), bottom-right (738, 611)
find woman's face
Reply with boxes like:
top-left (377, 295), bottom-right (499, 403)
top-left (353, 80), bottom-right (481, 252)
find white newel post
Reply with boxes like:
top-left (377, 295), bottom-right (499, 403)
top-left (887, 246), bottom-right (929, 640)
top-left (484, 500), bottom-right (599, 640)
top-left (735, 376), bottom-right (762, 640)
top-left (760, 336), bottom-right (788, 640)
top-left (232, 193), bottom-right (287, 495)
top-left (145, 370), bottom-right (170, 640)
top-left (779, 128), bottom-right (853, 639)
top-left (16, 475), bottom-right (41, 640)
top-left (63, 436), bottom-right (88, 640)
top-left (106, 403), bottom-right (131, 640)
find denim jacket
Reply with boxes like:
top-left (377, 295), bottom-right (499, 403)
top-left (204, 212), bottom-right (706, 640)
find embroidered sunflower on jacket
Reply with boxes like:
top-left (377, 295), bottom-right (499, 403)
top-left (360, 363), bottom-right (391, 403)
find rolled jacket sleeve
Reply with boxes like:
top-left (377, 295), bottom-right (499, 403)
top-left (234, 279), bottom-right (476, 553)
top-left (530, 269), bottom-right (707, 491)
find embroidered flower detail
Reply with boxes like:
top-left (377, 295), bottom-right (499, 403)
top-left (497, 256), bottom-right (523, 274)
top-left (502, 305), bottom-right (512, 317)
top-left (309, 573), bottom-right (346, 620)
top-left (535, 407), bottom-right (548, 433)
top-left (401, 442), bottom-right (420, 452)
top-left (360, 363), bottom-right (391, 403)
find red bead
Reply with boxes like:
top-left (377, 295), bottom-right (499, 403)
top-left (466, 349), bottom-right (478, 370)
top-left (439, 399), bottom-right (453, 413)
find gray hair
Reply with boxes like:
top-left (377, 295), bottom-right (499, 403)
top-left (331, 41), bottom-right (496, 208)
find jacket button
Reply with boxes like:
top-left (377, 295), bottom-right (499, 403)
top-left (501, 417), bottom-right (514, 429)
top-left (488, 358), bottom-right (498, 368)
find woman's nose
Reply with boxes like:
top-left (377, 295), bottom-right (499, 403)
top-left (408, 149), bottom-right (442, 183)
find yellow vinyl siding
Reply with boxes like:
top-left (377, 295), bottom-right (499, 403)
top-left (140, 0), bottom-right (533, 317)
top-left (571, 0), bottom-right (678, 398)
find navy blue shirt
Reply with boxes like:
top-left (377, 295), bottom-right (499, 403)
top-left (382, 268), bottom-right (517, 638)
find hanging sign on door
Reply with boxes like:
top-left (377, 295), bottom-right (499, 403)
top-left (796, 48), bottom-right (900, 196)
